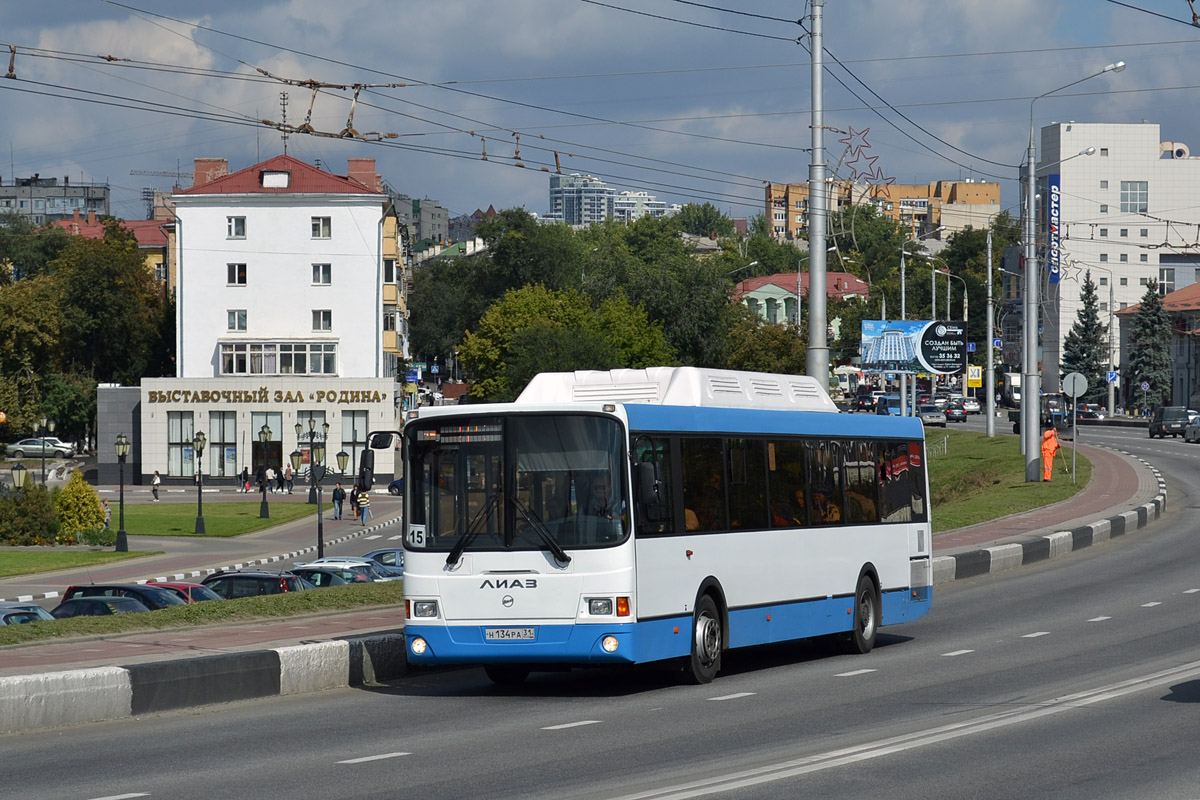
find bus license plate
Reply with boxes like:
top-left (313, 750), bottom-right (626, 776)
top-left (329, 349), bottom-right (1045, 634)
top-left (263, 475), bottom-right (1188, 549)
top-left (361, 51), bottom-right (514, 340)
top-left (485, 627), bottom-right (535, 641)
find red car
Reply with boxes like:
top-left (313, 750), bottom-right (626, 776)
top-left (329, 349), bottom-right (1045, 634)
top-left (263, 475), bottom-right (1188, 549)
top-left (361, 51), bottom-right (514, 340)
top-left (149, 581), bottom-right (224, 603)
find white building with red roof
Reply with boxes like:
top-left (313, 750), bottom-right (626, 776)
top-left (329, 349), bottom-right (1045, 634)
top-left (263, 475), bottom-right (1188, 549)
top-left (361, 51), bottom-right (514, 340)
top-left (732, 272), bottom-right (869, 325)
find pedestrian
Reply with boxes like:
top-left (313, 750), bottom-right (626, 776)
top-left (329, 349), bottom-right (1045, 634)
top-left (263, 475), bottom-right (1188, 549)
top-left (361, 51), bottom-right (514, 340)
top-left (256, 464), bottom-right (266, 494)
top-left (102, 499), bottom-right (111, 529)
top-left (151, 470), bottom-right (161, 502)
top-left (1041, 426), bottom-right (1061, 482)
top-left (284, 463), bottom-right (294, 494)
top-left (276, 466), bottom-right (286, 494)
top-left (349, 484), bottom-right (360, 520)
top-left (240, 466), bottom-right (250, 493)
top-left (265, 465), bottom-right (275, 493)
top-left (358, 486), bottom-right (371, 526)
top-left (331, 482), bottom-right (346, 520)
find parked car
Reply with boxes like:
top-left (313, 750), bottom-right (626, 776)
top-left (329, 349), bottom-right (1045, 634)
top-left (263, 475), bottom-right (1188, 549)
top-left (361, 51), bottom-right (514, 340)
top-left (201, 570), bottom-right (313, 598)
top-left (294, 557), bottom-right (395, 582)
top-left (63, 583), bottom-right (187, 610)
top-left (1184, 416), bottom-right (1200, 443)
top-left (1149, 405), bottom-right (1189, 438)
top-left (291, 566), bottom-right (366, 588)
top-left (0, 601), bottom-right (55, 625)
top-left (388, 477), bottom-right (404, 495)
top-left (961, 397), bottom-right (981, 414)
top-left (6, 438), bottom-right (76, 459)
top-left (51, 596), bottom-right (150, 618)
top-left (360, 547), bottom-right (404, 577)
top-left (149, 581), bottom-right (224, 603)
top-left (917, 404), bottom-right (946, 427)
top-left (945, 404), bottom-right (967, 423)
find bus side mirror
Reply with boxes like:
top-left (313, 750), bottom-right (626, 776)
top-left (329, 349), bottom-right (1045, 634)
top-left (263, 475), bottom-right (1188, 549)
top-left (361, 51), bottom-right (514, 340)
top-left (636, 461), bottom-right (669, 522)
top-left (359, 450), bottom-right (375, 490)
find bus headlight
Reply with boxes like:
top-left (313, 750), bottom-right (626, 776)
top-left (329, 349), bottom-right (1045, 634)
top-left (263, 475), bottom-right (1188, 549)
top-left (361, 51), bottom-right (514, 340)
top-left (602, 635), bottom-right (619, 653)
top-left (588, 598), bottom-right (613, 616)
top-left (413, 600), bottom-right (439, 618)
top-left (411, 637), bottom-right (428, 655)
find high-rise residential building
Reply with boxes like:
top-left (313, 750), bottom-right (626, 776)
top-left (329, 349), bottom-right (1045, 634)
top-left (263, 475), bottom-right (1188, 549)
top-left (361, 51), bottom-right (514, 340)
top-left (549, 173), bottom-right (615, 225)
top-left (0, 174), bottom-right (110, 224)
top-left (1035, 122), bottom-right (1200, 395)
top-left (613, 191), bottom-right (670, 223)
top-left (766, 179), bottom-right (999, 241)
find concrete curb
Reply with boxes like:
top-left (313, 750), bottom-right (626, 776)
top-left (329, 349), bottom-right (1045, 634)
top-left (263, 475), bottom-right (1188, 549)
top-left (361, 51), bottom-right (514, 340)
top-left (0, 517), bottom-right (400, 604)
top-left (931, 450), bottom-right (1166, 584)
top-left (0, 630), bottom-right (407, 734)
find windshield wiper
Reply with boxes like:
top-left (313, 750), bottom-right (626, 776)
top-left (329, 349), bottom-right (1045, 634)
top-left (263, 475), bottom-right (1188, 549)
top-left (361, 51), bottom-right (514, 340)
top-left (510, 494), bottom-right (572, 565)
top-left (445, 491), bottom-right (501, 567)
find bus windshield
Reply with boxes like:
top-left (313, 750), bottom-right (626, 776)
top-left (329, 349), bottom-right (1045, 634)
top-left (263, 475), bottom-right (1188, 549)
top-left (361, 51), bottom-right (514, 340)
top-left (405, 413), bottom-right (628, 554)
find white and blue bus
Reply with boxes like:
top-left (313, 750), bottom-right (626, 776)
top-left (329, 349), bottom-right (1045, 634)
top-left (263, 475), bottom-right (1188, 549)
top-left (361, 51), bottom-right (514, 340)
top-left (402, 367), bottom-right (932, 684)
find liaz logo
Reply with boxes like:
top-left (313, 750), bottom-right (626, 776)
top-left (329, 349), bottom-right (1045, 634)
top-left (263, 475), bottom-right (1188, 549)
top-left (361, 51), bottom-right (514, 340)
top-left (480, 578), bottom-right (538, 589)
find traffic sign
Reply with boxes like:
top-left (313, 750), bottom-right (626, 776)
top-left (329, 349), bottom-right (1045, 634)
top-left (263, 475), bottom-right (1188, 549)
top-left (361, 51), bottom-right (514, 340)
top-left (1063, 372), bottom-right (1088, 398)
top-left (1140, 381), bottom-right (1150, 392)
top-left (992, 337), bottom-right (1002, 348)
top-left (406, 369), bottom-right (419, 382)
top-left (966, 342), bottom-right (976, 353)
top-left (1106, 371), bottom-right (1119, 383)
top-left (967, 365), bottom-right (982, 388)
top-left (431, 364), bottom-right (440, 374)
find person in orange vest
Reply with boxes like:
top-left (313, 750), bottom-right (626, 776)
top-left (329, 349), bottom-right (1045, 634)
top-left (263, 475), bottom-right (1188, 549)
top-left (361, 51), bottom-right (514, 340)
top-left (1041, 426), bottom-right (1061, 481)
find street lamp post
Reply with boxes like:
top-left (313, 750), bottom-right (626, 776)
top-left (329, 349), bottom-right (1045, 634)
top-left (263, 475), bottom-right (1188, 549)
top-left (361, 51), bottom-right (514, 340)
top-left (114, 433), bottom-right (130, 552)
top-left (938, 269), bottom-right (969, 397)
top-left (293, 419), bottom-right (331, 559)
top-left (39, 417), bottom-right (55, 484)
top-left (258, 424), bottom-right (272, 519)
top-left (897, 227), bottom-right (945, 416)
top-left (193, 431), bottom-right (207, 534)
top-left (296, 418), bottom-right (329, 504)
top-left (1024, 61), bottom-right (1125, 481)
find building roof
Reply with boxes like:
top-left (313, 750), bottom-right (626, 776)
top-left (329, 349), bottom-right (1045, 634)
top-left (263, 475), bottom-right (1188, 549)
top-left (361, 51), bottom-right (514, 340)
top-left (1116, 281), bottom-right (1200, 317)
top-left (52, 212), bottom-right (169, 248)
top-left (733, 272), bottom-right (869, 301)
top-left (174, 154), bottom-right (383, 196)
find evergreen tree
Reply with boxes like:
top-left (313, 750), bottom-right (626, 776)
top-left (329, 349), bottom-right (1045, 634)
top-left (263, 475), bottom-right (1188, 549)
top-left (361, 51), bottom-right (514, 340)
top-left (1125, 279), bottom-right (1173, 410)
top-left (1060, 270), bottom-right (1108, 404)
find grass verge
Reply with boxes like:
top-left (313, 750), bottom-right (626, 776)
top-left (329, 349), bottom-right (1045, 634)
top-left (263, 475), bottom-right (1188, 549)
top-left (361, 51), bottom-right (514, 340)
top-left (926, 429), bottom-right (1091, 532)
top-left (0, 550), bottom-right (157, 579)
top-left (119, 501), bottom-right (316, 537)
top-left (0, 581), bottom-right (404, 646)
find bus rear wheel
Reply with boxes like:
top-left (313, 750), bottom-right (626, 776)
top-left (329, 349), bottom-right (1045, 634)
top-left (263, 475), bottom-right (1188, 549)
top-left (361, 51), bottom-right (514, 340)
top-left (840, 575), bottom-right (879, 655)
top-left (484, 665), bottom-right (529, 686)
top-left (683, 595), bottom-right (722, 684)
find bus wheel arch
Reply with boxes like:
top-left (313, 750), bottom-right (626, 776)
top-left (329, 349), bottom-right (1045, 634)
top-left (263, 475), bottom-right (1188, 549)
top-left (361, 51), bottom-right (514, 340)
top-left (683, 579), bottom-right (727, 684)
top-left (840, 566), bottom-right (880, 655)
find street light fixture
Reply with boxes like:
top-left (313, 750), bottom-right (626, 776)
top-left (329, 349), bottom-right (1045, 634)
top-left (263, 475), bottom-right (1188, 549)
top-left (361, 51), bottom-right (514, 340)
top-left (192, 430), bottom-right (207, 534)
top-left (295, 418), bottom-right (331, 504)
top-left (258, 424), bottom-right (272, 519)
top-left (11, 462), bottom-right (28, 492)
top-left (292, 420), bottom-right (331, 559)
top-left (1024, 61), bottom-right (1124, 481)
top-left (114, 433), bottom-right (131, 552)
top-left (39, 416), bottom-right (55, 485)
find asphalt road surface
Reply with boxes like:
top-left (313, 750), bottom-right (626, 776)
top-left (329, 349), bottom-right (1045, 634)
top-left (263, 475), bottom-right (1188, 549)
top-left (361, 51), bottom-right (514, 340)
top-left (5, 419), bottom-right (1199, 799)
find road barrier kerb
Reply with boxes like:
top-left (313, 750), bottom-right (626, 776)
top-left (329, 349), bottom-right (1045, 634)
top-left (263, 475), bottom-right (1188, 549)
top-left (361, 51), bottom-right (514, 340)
top-left (936, 450), bottom-right (1166, 586)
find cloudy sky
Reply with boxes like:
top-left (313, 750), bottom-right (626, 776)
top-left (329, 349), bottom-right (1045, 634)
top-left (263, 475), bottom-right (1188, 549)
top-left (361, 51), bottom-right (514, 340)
top-left (1, 1), bottom-right (1197, 222)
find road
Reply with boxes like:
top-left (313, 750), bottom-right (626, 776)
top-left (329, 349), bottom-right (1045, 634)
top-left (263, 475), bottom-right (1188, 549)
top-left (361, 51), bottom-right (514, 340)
top-left (2, 416), bottom-right (1198, 798)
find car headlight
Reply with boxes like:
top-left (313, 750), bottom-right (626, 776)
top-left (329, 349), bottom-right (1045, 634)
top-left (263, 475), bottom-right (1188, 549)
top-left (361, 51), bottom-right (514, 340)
top-left (588, 598), bottom-right (613, 616)
top-left (412, 600), bottom-right (438, 618)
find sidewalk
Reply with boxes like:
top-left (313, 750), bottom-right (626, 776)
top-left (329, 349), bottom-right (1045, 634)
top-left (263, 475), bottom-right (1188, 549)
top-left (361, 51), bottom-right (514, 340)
top-left (0, 445), bottom-right (1168, 733)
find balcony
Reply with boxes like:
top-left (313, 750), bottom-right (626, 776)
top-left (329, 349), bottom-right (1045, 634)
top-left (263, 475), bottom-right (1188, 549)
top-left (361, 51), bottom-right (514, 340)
top-left (383, 330), bottom-right (401, 354)
top-left (383, 283), bottom-right (398, 305)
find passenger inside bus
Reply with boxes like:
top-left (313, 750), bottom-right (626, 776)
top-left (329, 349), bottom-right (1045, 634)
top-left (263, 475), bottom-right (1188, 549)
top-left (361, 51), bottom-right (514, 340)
top-left (585, 475), bottom-right (615, 518)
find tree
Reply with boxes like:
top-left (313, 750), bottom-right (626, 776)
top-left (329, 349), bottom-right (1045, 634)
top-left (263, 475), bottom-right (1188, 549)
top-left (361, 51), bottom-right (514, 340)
top-left (1125, 279), bottom-right (1173, 410)
top-left (724, 306), bottom-right (806, 374)
top-left (0, 484), bottom-right (58, 546)
top-left (55, 470), bottom-right (104, 545)
top-left (1060, 270), bottom-right (1108, 404)
top-left (0, 213), bottom-right (71, 283)
top-left (673, 202), bottom-right (734, 238)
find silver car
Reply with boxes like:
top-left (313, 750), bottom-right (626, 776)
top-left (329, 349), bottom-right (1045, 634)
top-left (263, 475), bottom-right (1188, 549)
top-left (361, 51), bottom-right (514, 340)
top-left (6, 438), bottom-right (75, 459)
top-left (961, 397), bottom-right (981, 414)
top-left (917, 404), bottom-right (946, 427)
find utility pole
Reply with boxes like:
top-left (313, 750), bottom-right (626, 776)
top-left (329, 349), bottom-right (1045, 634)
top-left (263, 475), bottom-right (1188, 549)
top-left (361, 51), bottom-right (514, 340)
top-left (806, 0), bottom-right (829, 387)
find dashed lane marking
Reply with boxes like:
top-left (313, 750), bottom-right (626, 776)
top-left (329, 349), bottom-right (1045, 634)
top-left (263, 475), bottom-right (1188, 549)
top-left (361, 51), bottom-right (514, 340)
top-left (1088, 616), bottom-right (1112, 622)
top-left (710, 692), bottom-right (756, 701)
top-left (337, 752), bottom-right (411, 764)
top-left (1142, 602), bottom-right (1162, 607)
top-left (542, 720), bottom-right (602, 730)
top-left (835, 669), bottom-right (877, 677)
top-left (942, 650), bottom-right (974, 657)
top-left (1022, 632), bottom-right (1051, 638)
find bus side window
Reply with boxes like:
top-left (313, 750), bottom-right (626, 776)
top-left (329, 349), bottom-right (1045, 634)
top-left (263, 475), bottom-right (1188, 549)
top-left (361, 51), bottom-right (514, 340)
top-left (807, 439), bottom-right (844, 526)
top-left (844, 440), bottom-right (879, 524)
top-left (767, 439), bottom-right (807, 528)
top-left (681, 437), bottom-right (726, 532)
top-left (728, 438), bottom-right (767, 530)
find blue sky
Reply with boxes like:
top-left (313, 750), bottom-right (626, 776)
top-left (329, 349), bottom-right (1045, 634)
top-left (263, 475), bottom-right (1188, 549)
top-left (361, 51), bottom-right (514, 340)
top-left (1, 1), bottom-right (1197, 222)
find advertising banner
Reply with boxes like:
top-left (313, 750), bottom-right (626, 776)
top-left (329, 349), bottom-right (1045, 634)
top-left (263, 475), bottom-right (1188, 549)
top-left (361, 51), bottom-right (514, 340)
top-left (1048, 173), bottom-right (1062, 284)
top-left (860, 320), bottom-right (967, 375)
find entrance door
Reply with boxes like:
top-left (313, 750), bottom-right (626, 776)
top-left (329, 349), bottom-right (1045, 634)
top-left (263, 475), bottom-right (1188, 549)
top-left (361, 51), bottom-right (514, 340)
top-left (253, 441), bottom-right (283, 477)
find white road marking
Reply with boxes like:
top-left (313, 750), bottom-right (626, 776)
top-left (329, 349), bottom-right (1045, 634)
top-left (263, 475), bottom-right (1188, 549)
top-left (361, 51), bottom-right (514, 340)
top-left (1022, 631), bottom-right (1051, 638)
top-left (1141, 602), bottom-right (1162, 607)
top-left (1184, 589), bottom-right (1200, 594)
top-left (1088, 616), bottom-right (1112, 622)
top-left (338, 752), bottom-right (410, 764)
top-left (87, 794), bottom-right (149, 800)
top-left (364, 535), bottom-right (382, 540)
top-left (942, 649), bottom-right (975, 657)
top-left (709, 692), bottom-right (756, 701)
top-left (835, 669), bottom-right (877, 677)
top-left (388, 534), bottom-right (403, 540)
top-left (608, 659), bottom-right (1200, 800)
top-left (542, 720), bottom-right (602, 730)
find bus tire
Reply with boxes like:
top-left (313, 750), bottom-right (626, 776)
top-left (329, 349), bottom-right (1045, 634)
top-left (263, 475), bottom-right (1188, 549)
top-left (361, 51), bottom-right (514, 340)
top-left (683, 595), bottom-right (722, 684)
top-left (484, 665), bottom-right (529, 686)
top-left (841, 574), bottom-right (880, 655)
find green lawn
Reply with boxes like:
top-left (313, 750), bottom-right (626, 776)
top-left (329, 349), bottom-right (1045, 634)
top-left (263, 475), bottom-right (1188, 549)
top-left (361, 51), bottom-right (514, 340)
top-left (0, 581), bottom-right (404, 646)
top-left (0, 550), bottom-right (156, 579)
top-left (926, 429), bottom-right (1091, 532)
top-left (120, 501), bottom-right (316, 537)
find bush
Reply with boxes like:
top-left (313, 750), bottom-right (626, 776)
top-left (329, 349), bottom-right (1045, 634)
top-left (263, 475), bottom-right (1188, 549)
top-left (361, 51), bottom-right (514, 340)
top-left (0, 484), bottom-right (59, 545)
top-left (56, 471), bottom-right (104, 543)
top-left (80, 527), bottom-right (117, 547)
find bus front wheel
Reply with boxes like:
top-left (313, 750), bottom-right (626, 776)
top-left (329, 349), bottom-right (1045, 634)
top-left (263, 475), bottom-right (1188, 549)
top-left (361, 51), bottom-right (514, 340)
top-left (683, 595), bottom-right (722, 684)
top-left (840, 575), bottom-right (880, 655)
top-left (484, 665), bottom-right (529, 686)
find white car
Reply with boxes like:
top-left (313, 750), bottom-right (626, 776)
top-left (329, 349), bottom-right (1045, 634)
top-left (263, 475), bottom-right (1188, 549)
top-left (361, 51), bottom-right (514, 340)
top-left (961, 397), bottom-right (981, 414)
top-left (293, 557), bottom-right (402, 581)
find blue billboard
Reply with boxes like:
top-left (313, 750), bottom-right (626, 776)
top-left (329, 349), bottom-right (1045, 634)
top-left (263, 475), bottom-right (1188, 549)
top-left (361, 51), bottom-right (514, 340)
top-left (861, 319), bottom-right (966, 375)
